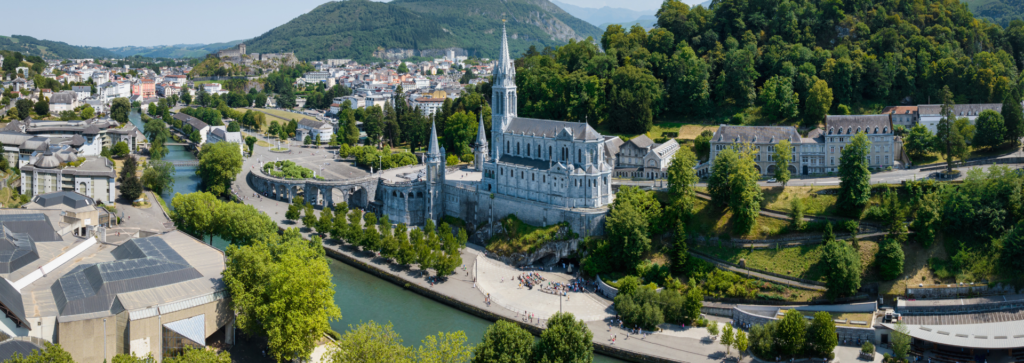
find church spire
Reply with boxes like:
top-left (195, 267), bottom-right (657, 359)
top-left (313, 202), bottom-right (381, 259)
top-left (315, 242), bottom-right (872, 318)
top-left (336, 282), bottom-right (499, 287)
top-left (427, 120), bottom-right (441, 164)
top-left (495, 22), bottom-right (516, 88)
top-left (475, 111), bottom-right (488, 148)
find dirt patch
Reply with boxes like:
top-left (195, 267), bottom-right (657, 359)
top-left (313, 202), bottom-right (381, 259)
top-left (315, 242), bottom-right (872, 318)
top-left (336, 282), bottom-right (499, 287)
top-left (879, 240), bottom-right (949, 295)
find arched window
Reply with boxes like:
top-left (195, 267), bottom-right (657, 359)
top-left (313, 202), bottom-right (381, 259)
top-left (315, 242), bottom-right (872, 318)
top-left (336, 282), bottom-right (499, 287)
top-left (527, 144), bottom-right (531, 156)
top-left (578, 149), bottom-right (582, 163)
top-left (537, 145), bottom-right (541, 157)
top-left (500, 168), bottom-right (504, 176)
top-left (516, 142), bottom-right (520, 155)
top-left (549, 146), bottom-right (552, 159)
top-left (506, 141), bottom-right (509, 153)
top-left (392, 191), bottom-right (397, 197)
top-left (884, 127), bottom-right (888, 133)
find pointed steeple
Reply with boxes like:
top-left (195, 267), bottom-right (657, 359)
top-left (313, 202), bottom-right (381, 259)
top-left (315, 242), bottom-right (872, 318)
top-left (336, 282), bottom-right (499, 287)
top-left (475, 111), bottom-right (488, 148)
top-left (427, 120), bottom-right (441, 164)
top-left (495, 22), bottom-right (516, 88)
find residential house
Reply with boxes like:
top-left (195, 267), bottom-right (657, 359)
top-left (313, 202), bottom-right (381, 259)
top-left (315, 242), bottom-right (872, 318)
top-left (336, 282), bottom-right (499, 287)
top-left (614, 135), bottom-right (680, 179)
top-left (882, 105), bottom-right (918, 129)
top-left (917, 104), bottom-right (1002, 134)
top-left (49, 91), bottom-right (78, 113)
top-left (71, 86), bottom-right (91, 100)
top-left (173, 113), bottom-right (211, 144)
top-left (207, 126), bottom-right (244, 154)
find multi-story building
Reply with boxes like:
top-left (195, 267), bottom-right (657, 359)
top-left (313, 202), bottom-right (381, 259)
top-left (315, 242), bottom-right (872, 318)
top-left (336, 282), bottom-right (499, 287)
top-left (613, 135), bottom-right (679, 179)
top-left (476, 25), bottom-right (616, 208)
top-left (71, 86), bottom-right (91, 100)
top-left (823, 115), bottom-right (899, 171)
top-left (411, 97), bottom-right (445, 117)
top-left (707, 126), bottom-right (802, 177)
top-left (918, 104), bottom-right (1002, 134)
top-left (304, 71), bottom-right (330, 84)
top-left (296, 118), bottom-right (334, 143)
top-left (882, 106), bottom-right (918, 129)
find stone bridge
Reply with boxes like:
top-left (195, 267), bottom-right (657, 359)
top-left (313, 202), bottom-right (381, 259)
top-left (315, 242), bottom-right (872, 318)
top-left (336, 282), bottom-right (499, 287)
top-left (246, 170), bottom-right (379, 210)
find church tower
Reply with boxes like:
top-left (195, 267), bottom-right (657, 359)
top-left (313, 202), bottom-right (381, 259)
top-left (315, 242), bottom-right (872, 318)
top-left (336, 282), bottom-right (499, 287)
top-left (491, 22), bottom-right (517, 160)
top-left (425, 120), bottom-right (445, 224)
top-left (473, 111), bottom-right (489, 171)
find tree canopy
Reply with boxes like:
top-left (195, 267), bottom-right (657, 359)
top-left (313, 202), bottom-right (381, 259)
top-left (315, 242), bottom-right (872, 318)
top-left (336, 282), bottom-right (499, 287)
top-left (196, 141), bottom-right (243, 197)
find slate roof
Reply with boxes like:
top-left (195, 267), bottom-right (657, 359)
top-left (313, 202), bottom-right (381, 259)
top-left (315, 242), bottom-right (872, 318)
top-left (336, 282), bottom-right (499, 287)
top-left (50, 91), bottom-right (76, 105)
top-left (712, 126), bottom-right (801, 144)
top-left (0, 274), bottom-right (26, 327)
top-left (173, 113), bottom-right (209, 131)
top-left (504, 118), bottom-right (602, 141)
top-left (298, 118), bottom-right (330, 130)
top-left (918, 104), bottom-right (1002, 116)
top-left (626, 134), bottom-right (655, 149)
top-left (31, 191), bottom-right (94, 209)
top-left (0, 340), bottom-right (42, 361)
top-left (0, 225), bottom-right (38, 274)
top-left (825, 115), bottom-right (892, 135)
top-left (50, 236), bottom-right (204, 317)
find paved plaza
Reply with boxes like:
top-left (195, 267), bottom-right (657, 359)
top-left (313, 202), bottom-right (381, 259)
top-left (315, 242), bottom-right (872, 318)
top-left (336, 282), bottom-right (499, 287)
top-left (475, 254), bottom-right (613, 322)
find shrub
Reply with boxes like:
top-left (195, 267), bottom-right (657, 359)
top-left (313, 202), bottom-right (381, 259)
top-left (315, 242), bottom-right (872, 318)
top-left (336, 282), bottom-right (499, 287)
top-left (862, 341), bottom-right (875, 354)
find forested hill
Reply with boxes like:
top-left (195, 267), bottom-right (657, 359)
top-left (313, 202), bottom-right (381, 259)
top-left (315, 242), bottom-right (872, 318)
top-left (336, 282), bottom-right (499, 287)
top-left (0, 35), bottom-right (116, 59)
top-left (243, 0), bottom-right (603, 62)
top-left (106, 40), bottom-right (247, 58)
top-left (967, 0), bottom-right (1024, 27)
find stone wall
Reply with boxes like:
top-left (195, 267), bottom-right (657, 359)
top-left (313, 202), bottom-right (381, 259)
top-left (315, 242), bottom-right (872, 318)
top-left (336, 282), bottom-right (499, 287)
top-left (443, 181), bottom-right (608, 238)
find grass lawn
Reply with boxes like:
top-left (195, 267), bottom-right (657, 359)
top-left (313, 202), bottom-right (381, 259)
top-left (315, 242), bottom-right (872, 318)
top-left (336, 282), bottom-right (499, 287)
top-left (695, 240), bottom-right (880, 283)
top-left (152, 192), bottom-right (172, 217)
top-left (911, 143), bottom-right (1019, 166)
top-left (193, 80), bottom-right (226, 85)
top-left (762, 186), bottom-right (840, 216)
top-left (485, 215), bottom-right (576, 255)
top-left (688, 198), bottom-right (792, 239)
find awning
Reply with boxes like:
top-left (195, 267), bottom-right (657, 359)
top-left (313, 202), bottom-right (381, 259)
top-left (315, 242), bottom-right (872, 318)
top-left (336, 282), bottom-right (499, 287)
top-left (164, 314), bottom-right (205, 346)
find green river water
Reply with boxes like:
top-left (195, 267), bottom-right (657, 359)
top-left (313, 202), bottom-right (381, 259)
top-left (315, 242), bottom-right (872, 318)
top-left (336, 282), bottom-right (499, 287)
top-left (129, 112), bottom-right (623, 361)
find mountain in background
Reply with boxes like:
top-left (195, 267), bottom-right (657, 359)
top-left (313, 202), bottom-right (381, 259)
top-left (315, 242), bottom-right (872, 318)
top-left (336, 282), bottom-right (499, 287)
top-left (244, 0), bottom-right (603, 62)
top-left (550, 0), bottom-right (656, 27)
top-left (964, 0), bottom-right (1024, 27)
top-left (598, 15), bottom-right (659, 31)
top-left (106, 40), bottom-right (247, 58)
top-left (0, 35), bottom-right (116, 59)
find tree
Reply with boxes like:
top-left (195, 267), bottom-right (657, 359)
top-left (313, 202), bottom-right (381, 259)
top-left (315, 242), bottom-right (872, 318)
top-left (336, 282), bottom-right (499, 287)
top-left (119, 155), bottom-right (139, 182)
top-left (734, 330), bottom-right (749, 358)
top-left (302, 203), bottom-right (317, 228)
top-left (608, 65), bottom-right (663, 134)
top-left (936, 86), bottom-right (967, 173)
top-left (715, 47), bottom-right (759, 107)
top-left (837, 132), bottom-right (871, 216)
top-left (774, 139), bottom-right (792, 186)
top-left (460, 68), bottom-right (476, 84)
top-left (707, 320), bottom-right (719, 338)
top-left (110, 97), bottom-right (131, 123)
top-left (1002, 220), bottom-right (1024, 271)
top-left (223, 230), bottom-right (342, 362)
top-left (693, 130), bottom-right (714, 161)
top-left (776, 309), bottom-right (807, 358)
top-left (120, 173), bottom-right (143, 202)
top-left (721, 324), bottom-right (735, 355)
top-left (141, 160), bottom-right (175, 196)
top-left (181, 86), bottom-right (193, 106)
top-left (317, 206), bottom-right (334, 237)
top-left (730, 146), bottom-right (764, 235)
top-left (171, 192), bottom-right (220, 244)
top-left (822, 239), bottom-right (862, 298)
top-left (416, 331), bottom-right (473, 363)
top-left (759, 75), bottom-right (799, 120)
top-left (5, 342), bottom-right (76, 363)
top-left (533, 312), bottom-right (593, 363)
top-left (227, 122), bottom-right (241, 132)
top-left (329, 321), bottom-right (413, 363)
top-left (15, 99), bottom-right (32, 120)
top-left (217, 202), bottom-right (279, 247)
top-left (286, 196), bottom-right (303, 221)
top-left (80, 105), bottom-right (95, 119)
top-left (34, 98), bottom-right (49, 116)
top-left (397, 62), bottom-right (410, 74)
top-left (707, 148), bottom-right (737, 206)
top-left (605, 186), bottom-right (662, 271)
top-left (164, 346), bottom-right (231, 363)
top-left (891, 321), bottom-right (911, 361)
top-left (245, 136), bottom-right (257, 154)
top-left (807, 311), bottom-right (837, 358)
top-left (974, 109), bottom-right (1006, 149)
top-left (7, 105), bottom-right (18, 120)
top-left (666, 146), bottom-right (697, 273)
top-left (113, 353), bottom-right (152, 363)
top-left (904, 125), bottom-right (935, 159)
top-left (683, 286), bottom-right (703, 324)
top-left (1003, 89), bottom-right (1024, 145)
top-left (472, 320), bottom-right (534, 363)
top-left (878, 238), bottom-right (905, 280)
top-left (111, 141), bottom-right (130, 157)
top-left (196, 141), bottom-right (243, 197)
top-left (804, 79), bottom-right (833, 126)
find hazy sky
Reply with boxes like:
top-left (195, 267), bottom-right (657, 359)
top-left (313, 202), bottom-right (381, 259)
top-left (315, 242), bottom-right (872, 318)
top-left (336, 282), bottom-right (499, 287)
top-left (1, 0), bottom-right (705, 47)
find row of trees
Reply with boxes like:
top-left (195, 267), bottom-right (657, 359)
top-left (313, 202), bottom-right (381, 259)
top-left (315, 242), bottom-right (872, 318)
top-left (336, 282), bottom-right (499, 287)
top-left (612, 275), bottom-right (703, 330)
top-left (6, 343), bottom-right (229, 363)
top-left (286, 197), bottom-right (466, 277)
top-left (749, 309), bottom-right (838, 359)
top-left (171, 192), bottom-right (279, 245)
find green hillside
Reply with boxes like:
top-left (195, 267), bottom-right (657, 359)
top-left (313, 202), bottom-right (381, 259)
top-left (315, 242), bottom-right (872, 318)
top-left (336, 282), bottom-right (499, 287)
top-left (106, 40), bottom-right (247, 59)
top-left (244, 0), bottom-right (603, 62)
top-left (0, 35), bottom-right (116, 59)
top-left (965, 0), bottom-right (1024, 26)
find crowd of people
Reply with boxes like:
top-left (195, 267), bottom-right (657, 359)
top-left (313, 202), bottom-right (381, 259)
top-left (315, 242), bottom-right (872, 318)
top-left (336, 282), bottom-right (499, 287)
top-left (518, 272), bottom-right (545, 289)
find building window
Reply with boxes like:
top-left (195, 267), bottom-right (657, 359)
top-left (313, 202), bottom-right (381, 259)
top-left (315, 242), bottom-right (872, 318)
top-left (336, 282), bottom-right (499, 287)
top-left (830, 146), bottom-right (834, 154)
top-left (830, 157), bottom-right (835, 165)
top-left (527, 145), bottom-right (531, 156)
top-left (549, 146), bottom-right (552, 159)
top-left (537, 145), bottom-right (541, 157)
top-left (516, 142), bottom-right (520, 155)
top-left (876, 156), bottom-right (880, 164)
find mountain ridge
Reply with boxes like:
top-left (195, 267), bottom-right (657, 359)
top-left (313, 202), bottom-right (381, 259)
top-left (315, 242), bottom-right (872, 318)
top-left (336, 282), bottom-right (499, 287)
top-left (0, 35), bottom-right (116, 59)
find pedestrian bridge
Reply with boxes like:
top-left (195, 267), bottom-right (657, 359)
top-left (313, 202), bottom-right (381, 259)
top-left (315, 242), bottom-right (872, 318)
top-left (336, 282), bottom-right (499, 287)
top-left (167, 160), bottom-right (200, 167)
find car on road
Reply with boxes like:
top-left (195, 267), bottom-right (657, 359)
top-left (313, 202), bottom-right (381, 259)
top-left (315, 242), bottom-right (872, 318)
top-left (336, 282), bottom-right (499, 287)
top-left (767, 178), bottom-right (777, 183)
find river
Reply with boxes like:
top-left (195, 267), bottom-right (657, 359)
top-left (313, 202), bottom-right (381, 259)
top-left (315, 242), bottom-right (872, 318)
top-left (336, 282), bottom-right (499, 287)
top-left (128, 112), bottom-right (623, 361)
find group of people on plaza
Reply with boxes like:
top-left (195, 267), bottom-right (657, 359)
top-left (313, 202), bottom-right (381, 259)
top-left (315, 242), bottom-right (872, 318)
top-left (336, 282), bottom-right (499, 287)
top-left (517, 272), bottom-right (545, 289)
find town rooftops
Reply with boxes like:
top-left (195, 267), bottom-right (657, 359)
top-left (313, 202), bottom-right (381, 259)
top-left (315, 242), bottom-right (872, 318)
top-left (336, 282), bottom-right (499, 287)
top-left (414, 97), bottom-right (446, 103)
top-left (50, 91), bottom-right (76, 105)
top-left (712, 125), bottom-right (801, 144)
top-left (504, 117), bottom-right (603, 141)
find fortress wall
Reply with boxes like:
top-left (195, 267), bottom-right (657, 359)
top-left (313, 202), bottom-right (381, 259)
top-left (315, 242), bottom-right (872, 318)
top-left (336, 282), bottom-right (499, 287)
top-left (442, 183), bottom-right (608, 236)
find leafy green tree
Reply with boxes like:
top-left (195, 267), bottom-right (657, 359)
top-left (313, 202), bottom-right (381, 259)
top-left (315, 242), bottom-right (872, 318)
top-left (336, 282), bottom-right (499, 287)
top-left (112, 141), bottom-right (130, 157)
top-left (715, 47), bottom-right (759, 107)
top-left (837, 132), bottom-right (871, 216)
top-left (171, 192), bottom-right (220, 244)
top-left (120, 173), bottom-right (143, 202)
top-left (664, 43), bottom-right (711, 114)
top-left (317, 206), bottom-right (334, 236)
top-left (822, 239), bottom-right (862, 298)
top-left (707, 320), bottom-right (719, 337)
top-left (329, 321), bottom-right (413, 363)
top-left (891, 321), bottom-right (911, 360)
top-left (608, 65), bottom-right (663, 134)
top-left (224, 229), bottom-right (342, 362)
top-left (693, 130), bottom-right (713, 161)
top-left (730, 147), bottom-right (764, 235)
top-left (774, 139), bottom-right (792, 186)
top-left (141, 160), bottom-right (175, 196)
top-left (734, 330), bottom-right (749, 358)
top-left (397, 62), bottom-right (410, 74)
top-left (110, 97), bottom-right (131, 123)
top-left (80, 105), bottom-right (94, 119)
top-left (804, 311), bottom-right (836, 359)
top-left (1002, 220), bottom-right (1024, 272)
top-left (302, 203), bottom-right (317, 228)
top-left (217, 202), bottom-right (279, 246)
top-left (34, 98), bottom-right (49, 116)
top-left (4, 342), bottom-right (75, 363)
top-left (904, 125), bottom-right (935, 159)
top-left (164, 346), bottom-right (231, 363)
top-left (606, 186), bottom-right (662, 271)
top-left (416, 331), bottom-right (473, 363)
top-left (776, 309), bottom-right (807, 358)
top-left (14, 99), bottom-right (32, 120)
top-left (804, 80), bottom-right (833, 126)
top-left (113, 352), bottom-right (152, 363)
top-left (760, 75), bottom-right (799, 120)
top-left (708, 148), bottom-right (737, 206)
top-left (472, 320), bottom-right (534, 363)
top-left (974, 109), bottom-right (1006, 149)
top-left (721, 324), bottom-right (735, 355)
top-left (667, 146), bottom-right (698, 254)
top-left (533, 312), bottom-right (593, 363)
top-left (683, 286), bottom-right (703, 324)
top-left (196, 141), bottom-right (243, 197)
top-left (286, 196), bottom-right (303, 221)
top-left (1002, 89), bottom-right (1024, 145)
top-left (878, 238), bottom-right (905, 281)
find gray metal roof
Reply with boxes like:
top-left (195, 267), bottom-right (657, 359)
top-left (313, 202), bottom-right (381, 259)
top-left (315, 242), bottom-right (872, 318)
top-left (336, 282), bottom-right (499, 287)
top-left (31, 191), bottom-right (94, 209)
top-left (0, 278), bottom-right (26, 329)
top-left (0, 340), bottom-right (42, 360)
top-left (882, 321), bottom-right (1024, 349)
top-left (504, 117), bottom-right (602, 141)
top-left (918, 103), bottom-right (1002, 116)
top-left (0, 213), bottom-right (60, 242)
top-left (0, 225), bottom-right (39, 274)
top-left (825, 115), bottom-right (892, 134)
top-left (298, 118), bottom-right (329, 129)
top-left (50, 236), bottom-right (203, 317)
top-left (626, 134), bottom-right (655, 149)
top-left (712, 126), bottom-right (801, 144)
top-left (50, 91), bottom-right (75, 105)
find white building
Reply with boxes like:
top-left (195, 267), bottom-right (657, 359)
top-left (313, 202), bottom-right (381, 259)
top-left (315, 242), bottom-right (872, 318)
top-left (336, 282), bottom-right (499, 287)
top-left (207, 126), bottom-right (244, 155)
top-left (49, 91), bottom-right (79, 113)
top-left (97, 82), bottom-right (131, 103)
top-left (71, 86), bottom-right (91, 100)
top-left (411, 97), bottom-right (445, 117)
top-left (304, 71), bottom-right (330, 84)
top-left (917, 104), bottom-right (1002, 134)
top-left (296, 118), bottom-right (333, 143)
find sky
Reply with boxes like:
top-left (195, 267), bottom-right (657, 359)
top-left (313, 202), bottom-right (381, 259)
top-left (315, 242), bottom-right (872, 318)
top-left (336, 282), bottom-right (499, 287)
top-left (1, 0), bottom-right (706, 48)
